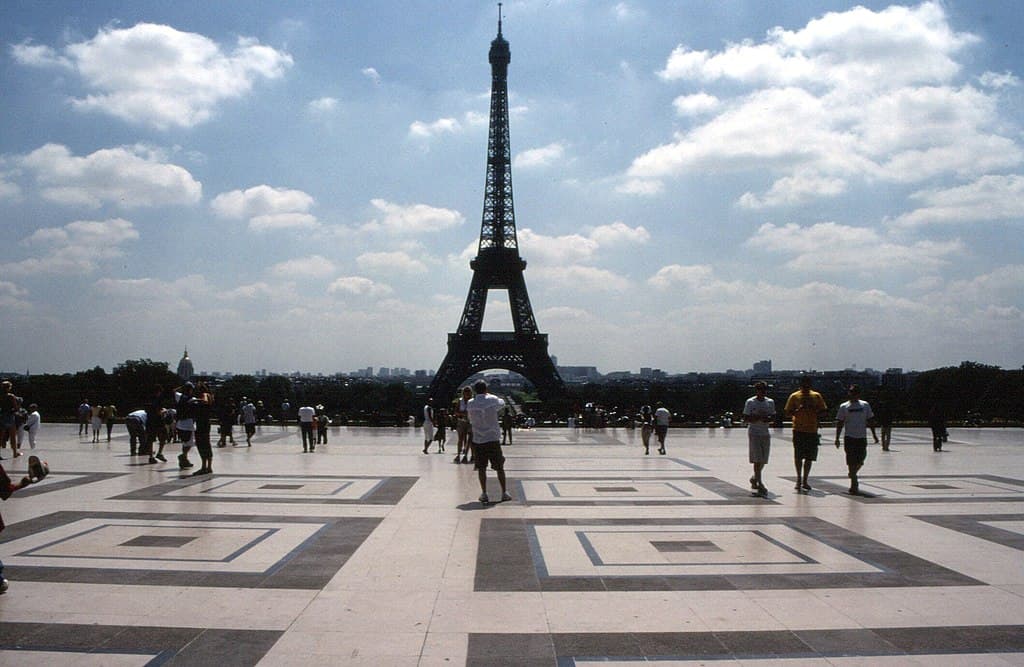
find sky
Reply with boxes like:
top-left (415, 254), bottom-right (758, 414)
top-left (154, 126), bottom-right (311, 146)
top-left (1, 1), bottom-right (1022, 376)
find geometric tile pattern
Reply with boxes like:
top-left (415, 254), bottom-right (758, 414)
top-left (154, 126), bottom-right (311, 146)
top-left (10, 472), bottom-right (125, 498)
top-left (110, 473), bottom-right (418, 505)
top-left (912, 513), bottom-right (1024, 551)
top-left (468, 626), bottom-right (1024, 664)
top-left (476, 517), bottom-right (981, 592)
top-left (0, 511), bottom-right (380, 589)
top-left (514, 476), bottom-right (775, 505)
top-left (805, 474), bottom-right (1024, 503)
top-left (504, 455), bottom-right (708, 472)
top-left (0, 622), bottom-right (281, 666)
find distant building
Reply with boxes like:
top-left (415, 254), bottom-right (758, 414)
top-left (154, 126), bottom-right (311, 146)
top-left (176, 349), bottom-right (194, 381)
top-left (753, 359), bottom-right (772, 374)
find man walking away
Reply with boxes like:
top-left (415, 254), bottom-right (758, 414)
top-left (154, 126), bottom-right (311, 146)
top-left (467, 380), bottom-right (511, 505)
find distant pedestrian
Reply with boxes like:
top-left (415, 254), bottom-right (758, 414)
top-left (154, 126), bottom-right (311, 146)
top-left (467, 380), bottom-right (511, 505)
top-left (174, 383), bottom-right (197, 470)
top-left (422, 399), bottom-right (435, 454)
top-left (875, 400), bottom-right (893, 451)
top-left (653, 403), bottom-right (671, 455)
top-left (834, 385), bottom-right (878, 494)
top-left (24, 404), bottom-right (41, 450)
top-left (927, 404), bottom-right (947, 452)
top-left (144, 385), bottom-right (167, 465)
top-left (743, 382), bottom-right (775, 497)
top-left (454, 386), bottom-right (473, 464)
top-left (191, 382), bottom-right (215, 476)
top-left (298, 405), bottom-right (316, 452)
top-left (316, 407), bottom-right (330, 445)
top-left (125, 409), bottom-right (148, 456)
top-left (240, 398), bottom-right (257, 446)
top-left (217, 397), bottom-right (237, 447)
top-left (638, 405), bottom-right (653, 455)
top-left (77, 399), bottom-right (91, 437)
top-left (500, 408), bottom-right (514, 445)
top-left (90, 404), bottom-right (103, 443)
top-left (784, 375), bottom-right (828, 493)
top-left (104, 403), bottom-right (117, 442)
top-left (1, 382), bottom-right (20, 459)
top-left (280, 400), bottom-right (291, 427)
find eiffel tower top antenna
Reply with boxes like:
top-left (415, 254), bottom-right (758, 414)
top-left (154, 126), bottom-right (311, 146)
top-left (498, 3), bottom-right (503, 36)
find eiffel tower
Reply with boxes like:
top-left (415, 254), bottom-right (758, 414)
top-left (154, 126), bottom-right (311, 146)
top-left (429, 10), bottom-right (564, 403)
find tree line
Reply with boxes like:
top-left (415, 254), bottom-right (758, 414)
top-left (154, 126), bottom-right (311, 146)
top-left (7, 359), bottom-right (1022, 426)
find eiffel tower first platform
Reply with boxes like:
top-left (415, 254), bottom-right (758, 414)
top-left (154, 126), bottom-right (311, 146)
top-left (428, 12), bottom-right (565, 404)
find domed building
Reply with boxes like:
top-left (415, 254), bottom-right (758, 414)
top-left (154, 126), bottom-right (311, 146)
top-left (176, 348), bottom-right (194, 381)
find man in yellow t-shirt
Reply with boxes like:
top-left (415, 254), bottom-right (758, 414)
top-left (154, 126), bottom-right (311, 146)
top-left (784, 375), bottom-right (828, 493)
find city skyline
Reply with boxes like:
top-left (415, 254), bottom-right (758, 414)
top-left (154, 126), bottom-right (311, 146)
top-left (2, 1), bottom-right (1022, 375)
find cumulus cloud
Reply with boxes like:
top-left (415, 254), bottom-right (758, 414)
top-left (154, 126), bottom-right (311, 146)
top-left (978, 71), bottom-right (1020, 89)
top-left (889, 174), bottom-right (1024, 227)
top-left (360, 199), bottom-right (463, 233)
top-left (408, 110), bottom-right (489, 140)
top-left (18, 143), bottom-right (201, 208)
top-left (327, 276), bottom-right (394, 297)
top-left (624, 2), bottom-right (1021, 204)
top-left (361, 67), bottom-right (381, 83)
top-left (648, 264), bottom-right (716, 289)
top-left (513, 143), bottom-right (566, 169)
top-left (746, 221), bottom-right (963, 273)
top-left (533, 265), bottom-right (631, 292)
top-left (587, 221), bottom-right (651, 246)
top-left (12, 23), bottom-right (292, 129)
top-left (672, 92), bottom-right (720, 116)
top-left (211, 185), bottom-right (317, 231)
top-left (269, 255), bottom-right (337, 279)
top-left (307, 97), bottom-right (339, 114)
top-left (2, 218), bottom-right (138, 275)
top-left (0, 174), bottom-right (21, 200)
top-left (356, 251), bottom-right (428, 275)
top-left (0, 281), bottom-right (31, 310)
top-left (514, 222), bottom-right (649, 267)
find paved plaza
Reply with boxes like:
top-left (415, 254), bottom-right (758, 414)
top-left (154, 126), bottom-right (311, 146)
top-left (1, 423), bottom-right (1023, 665)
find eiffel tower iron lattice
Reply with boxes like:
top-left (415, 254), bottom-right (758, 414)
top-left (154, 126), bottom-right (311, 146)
top-left (428, 13), bottom-right (565, 403)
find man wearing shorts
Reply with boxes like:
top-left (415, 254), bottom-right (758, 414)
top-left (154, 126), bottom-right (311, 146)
top-left (834, 385), bottom-right (878, 494)
top-left (784, 375), bottom-right (827, 493)
top-left (743, 381), bottom-right (775, 497)
top-left (467, 380), bottom-right (511, 504)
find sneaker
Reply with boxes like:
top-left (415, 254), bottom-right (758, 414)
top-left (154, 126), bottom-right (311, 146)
top-left (644, 448), bottom-right (649, 455)
top-left (155, 454), bottom-right (167, 462)
top-left (658, 448), bottom-right (666, 455)
top-left (178, 454), bottom-right (193, 469)
top-left (794, 481), bottom-right (802, 491)
top-left (801, 481), bottom-right (812, 491)
top-left (148, 457), bottom-right (158, 464)
top-left (478, 493), bottom-right (489, 504)
top-left (501, 492), bottom-right (512, 502)
top-left (757, 484), bottom-right (769, 497)
top-left (749, 476), bottom-right (758, 490)
top-left (453, 456), bottom-right (461, 464)
top-left (192, 468), bottom-right (211, 477)
top-left (461, 457), bottom-right (469, 464)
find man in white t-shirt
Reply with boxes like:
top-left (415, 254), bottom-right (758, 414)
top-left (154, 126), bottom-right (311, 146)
top-left (421, 399), bottom-right (435, 454)
top-left (173, 383), bottom-right (197, 470)
top-left (467, 380), bottom-right (511, 504)
top-left (653, 403), bottom-right (671, 455)
top-left (240, 399), bottom-right (257, 446)
top-left (742, 381), bottom-right (776, 497)
top-left (834, 385), bottom-right (878, 495)
top-left (297, 405), bottom-right (316, 452)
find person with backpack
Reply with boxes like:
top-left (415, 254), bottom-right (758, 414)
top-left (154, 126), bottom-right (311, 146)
top-left (173, 383), bottom-right (197, 470)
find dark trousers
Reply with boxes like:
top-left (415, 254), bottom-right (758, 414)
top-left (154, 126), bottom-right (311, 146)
top-left (300, 422), bottom-right (315, 449)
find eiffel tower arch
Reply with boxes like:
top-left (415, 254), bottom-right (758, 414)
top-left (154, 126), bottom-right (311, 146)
top-left (429, 12), bottom-right (565, 404)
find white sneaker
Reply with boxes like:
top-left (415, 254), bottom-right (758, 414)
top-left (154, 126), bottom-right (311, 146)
top-left (501, 492), bottom-right (512, 502)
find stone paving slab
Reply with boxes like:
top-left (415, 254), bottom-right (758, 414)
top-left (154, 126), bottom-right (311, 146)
top-left (0, 423), bottom-right (1022, 665)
